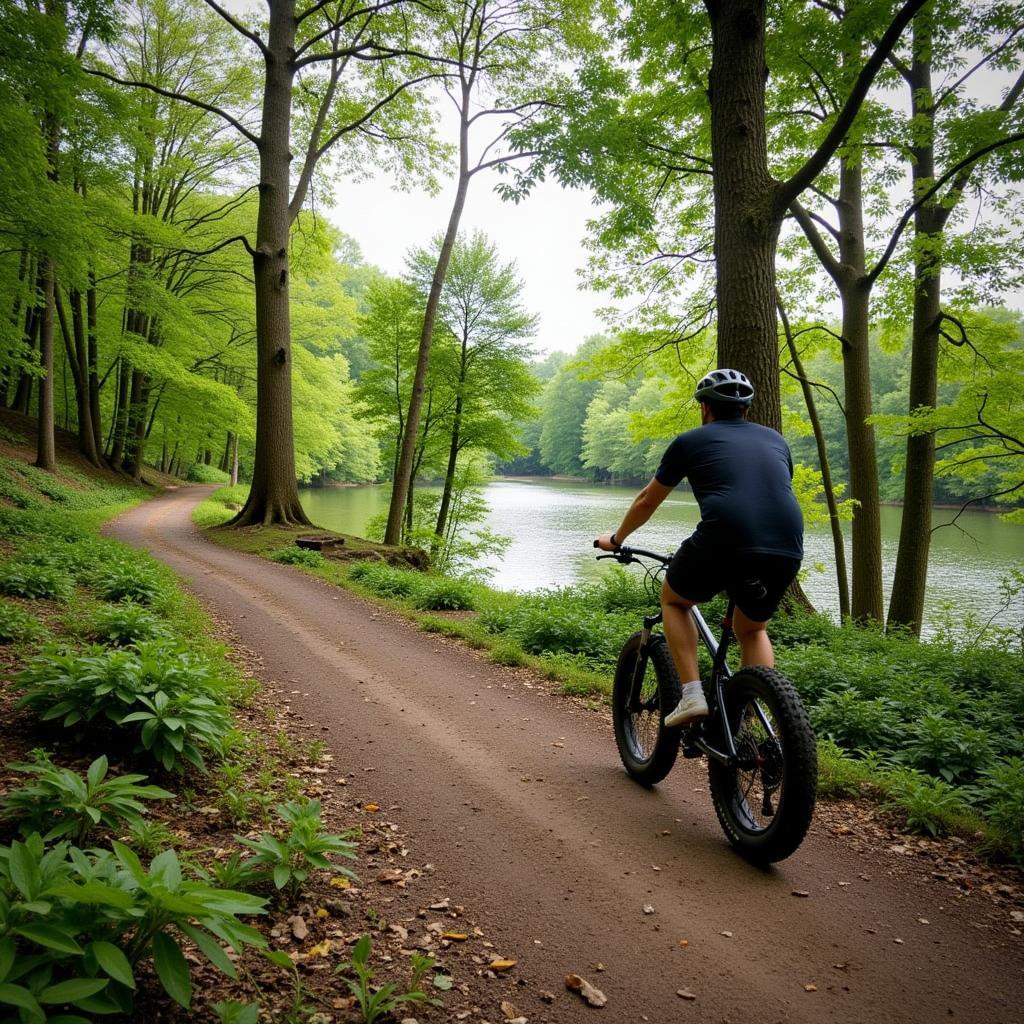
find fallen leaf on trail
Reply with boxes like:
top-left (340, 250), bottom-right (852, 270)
top-left (377, 869), bottom-right (405, 884)
top-left (329, 877), bottom-right (351, 889)
top-left (332, 996), bottom-right (356, 1011)
top-left (288, 915), bottom-right (308, 940)
top-left (442, 931), bottom-right (468, 941)
top-left (1011, 911), bottom-right (1024, 923)
top-left (720, 931), bottom-right (733, 938)
top-left (363, 803), bottom-right (380, 812)
top-left (677, 939), bottom-right (689, 948)
top-left (429, 899), bottom-right (450, 911)
top-left (642, 905), bottom-right (655, 915)
top-left (490, 959), bottom-right (517, 972)
top-left (565, 973), bottom-right (607, 1008)
top-left (676, 989), bottom-right (696, 1001)
top-left (803, 983), bottom-right (817, 992)
top-left (315, 908), bottom-right (329, 919)
top-left (500, 1000), bottom-right (519, 1019)
top-left (306, 940), bottom-right (332, 958)
top-left (540, 991), bottom-right (555, 1003)
top-left (791, 890), bottom-right (810, 898)
top-left (918, 918), bottom-right (930, 925)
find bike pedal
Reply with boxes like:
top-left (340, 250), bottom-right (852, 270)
top-left (681, 743), bottom-right (703, 759)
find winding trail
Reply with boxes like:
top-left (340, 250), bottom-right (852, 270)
top-left (109, 487), bottom-right (1023, 1024)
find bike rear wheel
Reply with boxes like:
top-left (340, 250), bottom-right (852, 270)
top-left (612, 632), bottom-right (682, 786)
top-left (708, 666), bottom-right (817, 864)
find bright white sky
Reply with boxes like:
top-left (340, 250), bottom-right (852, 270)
top-left (326, 169), bottom-right (608, 357)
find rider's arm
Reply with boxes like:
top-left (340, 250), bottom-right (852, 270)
top-left (597, 478), bottom-right (674, 550)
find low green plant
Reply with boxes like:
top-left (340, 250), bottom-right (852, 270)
top-left (896, 711), bottom-right (993, 783)
top-left (413, 575), bottom-right (475, 611)
top-left (271, 547), bottom-right (327, 568)
top-left (0, 561), bottom-right (73, 601)
top-left (126, 817), bottom-right (177, 859)
top-left (212, 1001), bottom-right (260, 1024)
top-left (87, 562), bottom-right (166, 604)
top-left (187, 463), bottom-right (230, 484)
top-left (334, 934), bottom-right (431, 1024)
top-left (235, 798), bottom-right (358, 899)
top-left (810, 690), bottom-right (905, 753)
top-left (884, 768), bottom-right (967, 836)
top-left (348, 561), bottom-right (421, 599)
top-left (0, 599), bottom-right (41, 643)
top-left (89, 602), bottom-right (169, 646)
top-left (974, 757), bottom-right (1024, 863)
top-left (0, 752), bottom-right (173, 842)
top-left (121, 688), bottom-right (232, 772)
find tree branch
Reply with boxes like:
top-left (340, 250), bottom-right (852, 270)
top-left (777, 0), bottom-right (929, 211)
top-left (84, 68), bottom-right (260, 146)
top-left (790, 200), bottom-right (842, 282)
top-left (201, 0), bottom-right (269, 56)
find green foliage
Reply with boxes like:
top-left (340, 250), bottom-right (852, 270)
top-left (973, 758), bottom-right (1024, 863)
top-left (335, 935), bottom-right (431, 1024)
top-left (884, 769), bottom-right (968, 837)
top-left (412, 576), bottom-right (475, 611)
top-left (0, 753), bottom-right (172, 843)
top-left (15, 642), bottom-right (231, 772)
top-left (0, 561), bottom-right (73, 602)
top-left (810, 690), bottom-right (905, 753)
top-left (271, 547), bottom-right (327, 568)
top-left (186, 463), bottom-right (230, 484)
top-left (348, 561), bottom-right (422, 600)
top-left (212, 1001), bottom-right (260, 1024)
top-left (89, 602), bottom-right (169, 646)
top-left (895, 712), bottom-right (993, 784)
top-left (0, 600), bottom-right (41, 644)
top-left (86, 562), bottom-right (167, 605)
top-left (235, 798), bottom-right (358, 900)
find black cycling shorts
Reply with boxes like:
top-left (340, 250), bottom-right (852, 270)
top-left (665, 536), bottom-right (801, 623)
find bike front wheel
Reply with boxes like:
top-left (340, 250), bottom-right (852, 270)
top-left (708, 666), bottom-right (817, 864)
top-left (612, 632), bottom-right (682, 786)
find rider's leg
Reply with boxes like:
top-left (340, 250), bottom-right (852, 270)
top-left (661, 578), bottom-right (708, 726)
top-left (734, 605), bottom-right (774, 668)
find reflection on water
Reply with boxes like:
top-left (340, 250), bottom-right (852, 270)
top-left (298, 478), bottom-right (1023, 629)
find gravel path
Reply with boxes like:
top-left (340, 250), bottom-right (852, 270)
top-left (108, 487), bottom-right (1024, 1024)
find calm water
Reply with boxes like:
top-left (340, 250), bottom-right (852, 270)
top-left (299, 478), bottom-right (1023, 629)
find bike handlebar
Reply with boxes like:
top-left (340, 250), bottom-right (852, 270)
top-left (593, 541), bottom-right (671, 567)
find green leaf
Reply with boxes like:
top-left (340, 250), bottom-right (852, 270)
top-left (0, 939), bottom-right (14, 983)
top-left (39, 978), bottom-right (109, 1004)
top-left (262, 950), bottom-right (293, 970)
top-left (86, 756), bottom-right (108, 790)
top-left (179, 924), bottom-right (236, 980)
top-left (150, 849), bottom-right (182, 890)
top-left (89, 942), bottom-right (135, 989)
top-left (0, 982), bottom-right (43, 1017)
top-left (272, 863), bottom-right (290, 890)
top-left (14, 924), bottom-right (84, 955)
top-left (151, 931), bottom-right (192, 1008)
top-left (8, 841), bottom-right (40, 899)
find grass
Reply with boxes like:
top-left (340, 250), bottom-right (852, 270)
top-left (195, 485), bottom-right (1024, 862)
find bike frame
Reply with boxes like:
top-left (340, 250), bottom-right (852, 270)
top-left (604, 545), bottom-right (778, 770)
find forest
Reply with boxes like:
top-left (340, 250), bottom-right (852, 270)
top-left (2, 0), bottom-right (1022, 636)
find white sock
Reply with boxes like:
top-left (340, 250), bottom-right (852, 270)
top-left (681, 680), bottom-right (703, 698)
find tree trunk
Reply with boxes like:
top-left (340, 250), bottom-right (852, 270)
top-left (35, 257), bottom-right (57, 471)
top-left (230, 433), bottom-right (239, 486)
top-left (779, 303), bottom-right (850, 620)
top-left (887, 11), bottom-right (943, 634)
top-left (1, 249), bottom-right (29, 406)
top-left (705, 0), bottom-right (782, 432)
top-left (385, 83), bottom-right (472, 544)
top-left (68, 287), bottom-right (100, 465)
top-left (109, 359), bottom-right (131, 467)
top-left (434, 394), bottom-right (463, 545)
top-left (12, 298), bottom-right (40, 415)
top-left (86, 273), bottom-right (104, 460)
top-left (123, 369), bottom-right (149, 480)
top-left (231, 0), bottom-right (311, 527)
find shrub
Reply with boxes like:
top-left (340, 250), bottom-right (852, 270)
top-left (588, 566), bottom-right (651, 613)
top-left (884, 768), bottom-right (968, 836)
top-left (896, 712), bottom-right (993, 784)
top-left (235, 797), bottom-right (358, 899)
top-left (413, 576), bottom-right (475, 611)
top-left (0, 752), bottom-right (172, 842)
top-left (87, 562), bottom-right (166, 604)
top-left (810, 690), bottom-right (905, 753)
top-left (0, 599), bottom-right (41, 644)
top-left (186, 463), bottom-right (230, 484)
top-left (0, 561), bottom-right (73, 601)
top-left (271, 546), bottom-right (327, 568)
top-left (349, 562), bottom-right (421, 600)
top-left (15, 644), bottom-right (231, 772)
top-left (975, 758), bottom-right (1024, 863)
top-left (89, 602), bottom-right (169, 646)
top-left (335, 935), bottom-right (432, 1024)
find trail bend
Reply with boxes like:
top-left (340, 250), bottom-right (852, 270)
top-left (108, 487), bottom-right (1023, 1024)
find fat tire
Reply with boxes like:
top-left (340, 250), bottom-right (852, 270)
top-left (708, 666), bottom-right (817, 864)
top-left (612, 632), bottom-right (682, 786)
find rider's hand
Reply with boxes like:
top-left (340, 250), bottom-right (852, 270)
top-left (596, 533), bottom-right (620, 551)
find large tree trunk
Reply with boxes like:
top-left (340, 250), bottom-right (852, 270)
top-left (434, 395), bottom-right (463, 544)
top-left (86, 274), bottom-right (104, 460)
top-left (69, 287), bottom-right (100, 465)
top-left (231, 0), bottom-right (311, 527)
top-left (35, 257), bottom-right (57, 471)
top-left (109, 359), bottom-right (131, 466)
top-left (384, 83), bottom-right (472, 544)
top-left (705, 0), bottom-right (782, 432)
top-left (12, 298), bottom-right (40, 415)
top-left (123, 369), bottom-right (149, 480)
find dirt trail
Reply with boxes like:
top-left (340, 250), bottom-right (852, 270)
top-left (109, 488), bottom-right (1023, 1024)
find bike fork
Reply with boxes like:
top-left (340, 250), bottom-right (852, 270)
top-left (628, 612), bottom-right (662, 712)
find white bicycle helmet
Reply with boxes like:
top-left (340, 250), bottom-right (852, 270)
top-left (694, 368), bottom-right (754, 405)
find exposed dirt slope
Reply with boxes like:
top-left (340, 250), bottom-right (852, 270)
top-left (108, 488), bottom-right (1024, 1024)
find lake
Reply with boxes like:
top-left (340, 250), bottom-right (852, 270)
top-left (298, 478), bottom-right (1023, 631)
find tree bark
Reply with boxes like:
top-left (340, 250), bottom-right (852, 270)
top-left (385, 82), bottom-right (472, 544)
top-left (705, 0), bottom-right (782, 432)
top-left (12, 298), bottom-right (40, 415)
top-left (86, 273), bottom-right (104, 460)
top-left (35, 257), bottom-right (57, 471)
top-left (68, 287), bottom-right (100, 465)
top-left (230, 0), bottom-right (311, 527)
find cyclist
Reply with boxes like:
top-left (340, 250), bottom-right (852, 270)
top-left (596, 368), bottom-right (803, 727)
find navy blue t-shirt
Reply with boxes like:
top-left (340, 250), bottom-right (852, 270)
top-left (655, 420), bottom-right (804, 559)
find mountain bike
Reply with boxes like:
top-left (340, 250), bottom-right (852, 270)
top-left (595, 544), bottom-right (817, 863)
